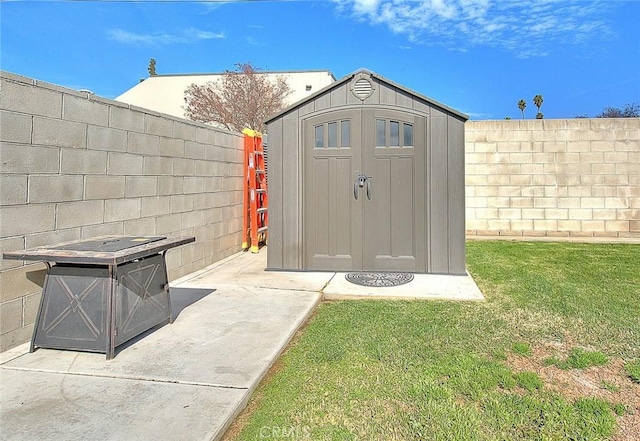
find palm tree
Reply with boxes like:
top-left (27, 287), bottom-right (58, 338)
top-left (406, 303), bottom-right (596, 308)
top-left (517, 99), bottom-right (527, 119)
top-left (148, 58), bottom-right (157, 76)
top-left (533, 94), bottom-right (543, 119)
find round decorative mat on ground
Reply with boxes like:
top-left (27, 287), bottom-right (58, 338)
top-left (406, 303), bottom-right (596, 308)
top-left (345, 272), bottom-right (414, 287)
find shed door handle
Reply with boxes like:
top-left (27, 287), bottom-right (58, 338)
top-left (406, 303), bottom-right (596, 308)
top-left (354, 174), bottom-right (372, 201)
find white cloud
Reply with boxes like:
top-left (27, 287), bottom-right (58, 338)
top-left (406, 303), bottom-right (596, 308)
top-left (108, 29), bottom-right (174, 45)
top-left (184, 28), bottom-right (225, 40)
top-left (353, 0), bottom-right (382, 15)
top-left (245, 36), bottom-right (264, 47)
top-left (483, 23), bottom-right (505, 33)
top-left (199, 1), bottom-right (234, 9)
top-left (108, 27), bottom-right (225, 46)
top-left (431, 0), bottom-right (457, 19)
top-left (333, 0), bottom-right (613, 58)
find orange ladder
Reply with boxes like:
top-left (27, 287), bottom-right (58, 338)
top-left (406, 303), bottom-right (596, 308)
top-left (242, 128), bottom-right (268, 253)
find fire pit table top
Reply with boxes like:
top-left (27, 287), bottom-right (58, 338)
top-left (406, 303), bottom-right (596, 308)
top-left (3, 235), bottom-right (195, 266)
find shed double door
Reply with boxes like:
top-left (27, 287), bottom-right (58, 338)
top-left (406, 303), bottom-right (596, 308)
top-left (303, 108), bottom-right (426, 272)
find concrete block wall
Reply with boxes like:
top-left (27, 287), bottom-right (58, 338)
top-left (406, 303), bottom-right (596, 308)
top-left (0, 71), bottom-right (244, 351)
top-left (465, 119), bottom-right (640, 238)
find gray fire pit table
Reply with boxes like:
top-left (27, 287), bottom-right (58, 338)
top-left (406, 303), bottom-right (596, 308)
top-left (3, 235), bottom-right (195, 360)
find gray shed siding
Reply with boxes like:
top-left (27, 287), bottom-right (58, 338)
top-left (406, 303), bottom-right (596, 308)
top-left (266, 70), bottom-right (467, 274)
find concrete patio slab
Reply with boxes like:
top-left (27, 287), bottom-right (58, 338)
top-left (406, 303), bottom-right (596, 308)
top-left (323, 272), bottom-right (485, 301)
top-left (0, 368), bottom-right (245, 441)
top-left (4, 287), bottom-right (319, 388)
top-left (1, 276), bottom-right (321, 441)
top-left (179, 250), bottom-right (485, 302)
top-left (172, 250), bottom-right (335, 293)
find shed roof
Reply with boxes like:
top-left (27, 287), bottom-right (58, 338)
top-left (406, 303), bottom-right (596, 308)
top-left (266, 68), bottom-right (469, 124)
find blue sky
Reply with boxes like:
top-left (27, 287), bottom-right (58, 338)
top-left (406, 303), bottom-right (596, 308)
top-left (1, 0), bottom-right (639, 119)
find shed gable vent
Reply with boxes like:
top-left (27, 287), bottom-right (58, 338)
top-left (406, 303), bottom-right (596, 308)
top-left (350, 74), bottom-right (375, 100)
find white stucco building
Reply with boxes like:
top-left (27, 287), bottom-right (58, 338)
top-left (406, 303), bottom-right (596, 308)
top-left (115, 70), bottom-right (336, 120)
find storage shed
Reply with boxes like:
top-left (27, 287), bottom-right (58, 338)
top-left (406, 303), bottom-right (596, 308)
top-left (265, 69), bottom-right (468, 275)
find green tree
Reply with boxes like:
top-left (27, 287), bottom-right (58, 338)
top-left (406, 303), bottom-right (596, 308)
top-left (148, 58), bottom-right (157, 76)
top-left (533, 94), bottom-right (544, 119)
top-left (517, 99), bottom-right (527, 119)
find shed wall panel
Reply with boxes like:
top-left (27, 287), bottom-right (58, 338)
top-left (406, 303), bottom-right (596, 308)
top-left (447, 118), bottom-right (466, 274)
top-left (330, 87), bottom-right (347, 107)
top-left (281, 111), bottom-right (302, 269)
top-left (266, 118), bottom-right (283, 269)
top-left (379, 84), bottom-right (397, 106)
top-left (429, 116), bottom-right (449, 273)
top-left (416, 117), bottom-right (429, 272)
top-left (397, 90), bottom-right (414, 109)
top-left (430, 105), bottom-right (448, 119)
top-left (299, 101), bottom-right (315, 118)
top-left (413, 98), bottom-right (431, 115)
top-left (424, 122), bottom-right (432, 272)
top-left (314, 92), bottom-right (331, 113)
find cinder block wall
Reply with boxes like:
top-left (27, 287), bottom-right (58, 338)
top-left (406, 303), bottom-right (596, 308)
top-left (466, 119), bottom-right (640, 238)
top-left (0, 71), bottom-right (244, 351)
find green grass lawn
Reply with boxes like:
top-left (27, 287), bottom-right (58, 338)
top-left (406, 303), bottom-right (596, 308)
top-left (225, 242), bottom-right (640, 441)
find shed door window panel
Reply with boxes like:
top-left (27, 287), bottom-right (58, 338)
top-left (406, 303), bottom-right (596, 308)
top-left (315, 125), bottom-right (324, 148)
top-left (375, 119), bottom-right (413, 148)
top-left (403, 123), bottom-right (413, 146)
top-left (341, 120), bottom-right (350, 147)
top-left (314, 120), bottom-right (351, 149)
